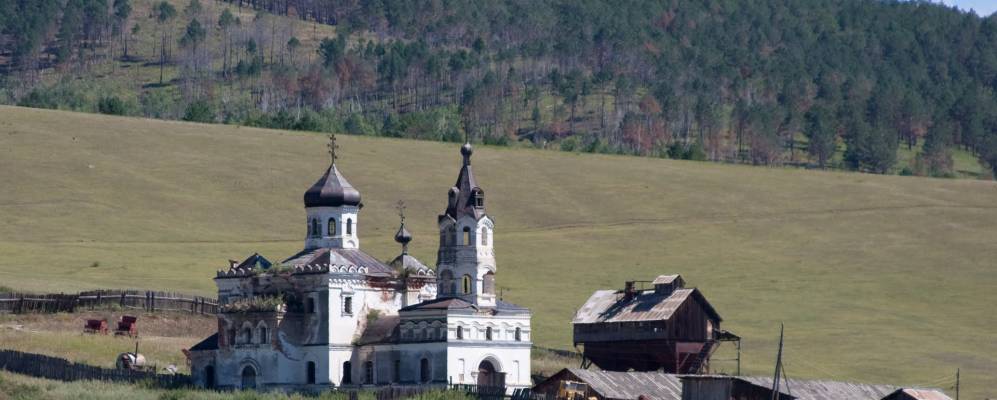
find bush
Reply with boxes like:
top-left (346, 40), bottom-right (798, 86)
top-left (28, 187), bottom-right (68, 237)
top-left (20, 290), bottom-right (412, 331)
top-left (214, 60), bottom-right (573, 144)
top-left (97, 96), bottom-right (127, 115)
top-left (140, 90), bottom-right (176, 119)
top-left (182, 100), bottom-right (215, 123)
top-left (344, 113), bottom-right (376, 136)
top-left (17, 83), bottom-right (87, 111)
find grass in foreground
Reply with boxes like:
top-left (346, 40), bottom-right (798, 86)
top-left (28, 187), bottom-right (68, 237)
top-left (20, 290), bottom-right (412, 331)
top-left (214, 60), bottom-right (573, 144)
top-left (0, 107), bottom-right (994, 398)
top-left (0, 371), bottom-right (473, 400)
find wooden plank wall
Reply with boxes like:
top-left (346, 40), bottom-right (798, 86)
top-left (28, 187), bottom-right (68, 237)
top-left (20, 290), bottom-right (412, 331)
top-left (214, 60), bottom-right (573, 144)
top-left (0, 289), bottom-right (218, 315)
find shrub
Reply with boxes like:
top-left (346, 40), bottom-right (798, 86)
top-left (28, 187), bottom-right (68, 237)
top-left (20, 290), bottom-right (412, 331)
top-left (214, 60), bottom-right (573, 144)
top-left (183, 100), bottom-right (215, 123)
top-left (97, 96), bottom-right (127, 115)
top-left (140, 90), bottom-right (176, 119)
top-left (344, 113), bottom-right (376, 136)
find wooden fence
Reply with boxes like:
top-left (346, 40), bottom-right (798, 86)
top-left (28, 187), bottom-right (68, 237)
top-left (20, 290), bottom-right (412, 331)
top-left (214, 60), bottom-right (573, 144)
top-left (0, 349), bottom-right (190, 388)
top-left (0, 289), bottom-right (217, 315)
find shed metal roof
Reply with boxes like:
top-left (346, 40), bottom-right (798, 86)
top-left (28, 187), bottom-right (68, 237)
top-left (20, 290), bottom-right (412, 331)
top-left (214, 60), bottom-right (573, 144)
top-left (573, 288), bottom-right (720, 324)
top-left (565, 368), bottom-right (682, 400)
top-left (744, 377), bottom-right (900, 400)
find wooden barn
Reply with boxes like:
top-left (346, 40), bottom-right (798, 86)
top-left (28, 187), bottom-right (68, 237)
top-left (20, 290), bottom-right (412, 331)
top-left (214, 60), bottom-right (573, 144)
top-left (532, 368), bottom-right (682, 400)
top-left (572, 275), bottom-right (737, 373)
top-left (679, 376), bottom-right (793, 400)
top-left (532, 368), bottom-right (951, 400)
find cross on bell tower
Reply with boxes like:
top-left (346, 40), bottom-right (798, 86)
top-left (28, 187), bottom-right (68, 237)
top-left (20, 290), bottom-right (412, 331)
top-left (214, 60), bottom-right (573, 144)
top-left (327, 133), bottom-right (338, 164)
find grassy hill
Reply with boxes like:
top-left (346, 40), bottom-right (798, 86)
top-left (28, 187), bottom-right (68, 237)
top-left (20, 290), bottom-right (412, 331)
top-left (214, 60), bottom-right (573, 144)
top-left (1, 106), bottom-right (995, 398)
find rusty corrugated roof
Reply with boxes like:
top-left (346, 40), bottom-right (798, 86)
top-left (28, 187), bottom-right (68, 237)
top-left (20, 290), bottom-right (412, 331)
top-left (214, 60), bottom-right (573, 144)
top-left (573, 288), bottom-right (720, 324)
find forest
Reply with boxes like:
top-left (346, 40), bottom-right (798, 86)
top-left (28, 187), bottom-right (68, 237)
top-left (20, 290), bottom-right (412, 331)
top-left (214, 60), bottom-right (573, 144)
top-left (1, 0), bottom-right (996, 178)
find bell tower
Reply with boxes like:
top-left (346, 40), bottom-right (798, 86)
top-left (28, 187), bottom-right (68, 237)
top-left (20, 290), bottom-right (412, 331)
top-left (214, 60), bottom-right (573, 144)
top-left (436, 142), bottom-right (496, 307)
top-left (302, 134), bottom-right (363, 250)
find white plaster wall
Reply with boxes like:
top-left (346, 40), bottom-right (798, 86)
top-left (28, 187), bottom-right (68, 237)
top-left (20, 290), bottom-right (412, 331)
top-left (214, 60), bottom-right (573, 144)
top-left (444, 312), bottom-right (531, 388)
top-left (305, 206), bottom-right (360, 249)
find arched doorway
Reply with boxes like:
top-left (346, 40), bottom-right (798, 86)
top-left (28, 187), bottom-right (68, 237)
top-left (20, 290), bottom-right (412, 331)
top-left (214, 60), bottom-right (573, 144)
top-left (477, 360), bottom-right (504, 387)
top-left (241, 365), bottom-right (257, 389)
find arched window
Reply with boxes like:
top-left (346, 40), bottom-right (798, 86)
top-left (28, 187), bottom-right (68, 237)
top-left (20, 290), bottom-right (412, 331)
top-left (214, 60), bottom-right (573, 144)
top-left (419, 358), bottom-right (430, 383)
top-left (447, 226), bottom-right (456, 246)
top-left (328, 218), bottom-right (337, 236)
top-left (462, 227), bottom-right (471, 246)
top-left (242, 327), bottom-right (252, 344)
top-left (306, 297), bottom-right (315, 314)
top-left (482, 271), bottom-right (495, 295)
top-left (306, 361), bottom-right (316, 384)
top-left (473, 189), bottom-right (484, 208)
top-left (456, 326), bottom-right (463, 340)
top-left (486, 327), bottom-right (493, 341)
top-left (462, 275), bottom-right (472, 294)
top-left (258, 324), bottom-right (268, 344)
top-left (346, 218), bottom-right (353, 235)
top-left (364, 361), bottom-right (374, 384)
top-left (310, 219), bottom-right (319, 237)
top-left (481, 228), bottom-right (489, 246)
top-left (342, 361), bottom-right (352, 384)
top-left (515, 327), bottom-right (522, 341)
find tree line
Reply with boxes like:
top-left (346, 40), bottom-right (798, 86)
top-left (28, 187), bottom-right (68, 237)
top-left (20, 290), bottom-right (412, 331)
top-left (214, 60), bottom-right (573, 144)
top-left (1, 0), bottom-right (996, 178)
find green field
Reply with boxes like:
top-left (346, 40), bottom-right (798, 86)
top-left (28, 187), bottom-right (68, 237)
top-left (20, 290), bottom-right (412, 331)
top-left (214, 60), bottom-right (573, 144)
top-left (1, 106), bottom-right (995, 398)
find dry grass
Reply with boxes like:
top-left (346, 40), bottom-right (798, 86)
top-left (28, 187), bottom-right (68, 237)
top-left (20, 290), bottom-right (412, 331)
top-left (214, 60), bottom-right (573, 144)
top-left (0, 311), bottom-right (215, 369)
top-left (1, 106), bottom-right (995, 398)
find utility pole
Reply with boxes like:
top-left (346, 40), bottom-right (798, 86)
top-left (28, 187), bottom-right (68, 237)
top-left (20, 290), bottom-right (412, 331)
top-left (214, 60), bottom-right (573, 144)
top-left (771, 323), bottom-right (785, 400)
top-left (955, 368), bottom-right (960, 400)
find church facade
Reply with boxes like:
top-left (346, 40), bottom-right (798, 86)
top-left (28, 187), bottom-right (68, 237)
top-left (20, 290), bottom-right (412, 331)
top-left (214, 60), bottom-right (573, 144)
top-left (187, 140), bottom-right (531, 392)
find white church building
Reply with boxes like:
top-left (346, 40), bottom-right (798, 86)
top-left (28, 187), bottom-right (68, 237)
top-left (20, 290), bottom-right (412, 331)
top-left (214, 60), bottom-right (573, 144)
top-left (187, 139), bottom-right (532, 392)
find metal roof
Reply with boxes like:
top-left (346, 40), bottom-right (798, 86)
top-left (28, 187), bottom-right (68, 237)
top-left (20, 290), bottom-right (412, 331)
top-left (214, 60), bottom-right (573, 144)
top-left (573, 288), bottom-right (720, 324)
top-left (303, 162), bottom-right (362, 208)
top-left (189, 333), bottom-right (218, 351)
top-left (400, 297), bottom-right (476, 312)
top-left (282, 247), bottom-right (395, 275)
top-left (885, 389), bottom-right (953, 400)
top-left (652, 275), bottom-right (682, 285)
top-left (442, 143), bottom-right (486, 221)
top-left (744, 377), bottom-right (900, 400)
top-left (356, 315), bottom-right (400, 345)
top-left (564, 368), bottom-right (682, 400)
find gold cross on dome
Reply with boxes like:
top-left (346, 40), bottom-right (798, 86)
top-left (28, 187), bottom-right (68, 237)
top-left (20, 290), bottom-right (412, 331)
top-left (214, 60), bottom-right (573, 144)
top-left (327, 133), bottom-right (338, 163)
top-left (395, 200), bottom-right (406, 223)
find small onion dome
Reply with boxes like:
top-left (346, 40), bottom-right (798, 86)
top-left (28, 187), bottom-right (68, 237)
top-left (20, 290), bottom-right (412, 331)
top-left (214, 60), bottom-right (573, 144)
top-left (303, 163), bottom-right (362, 208)
top-left (394, 223), bottom-right (412, 247)
top-left (460, 142), bottom-right (473, 159)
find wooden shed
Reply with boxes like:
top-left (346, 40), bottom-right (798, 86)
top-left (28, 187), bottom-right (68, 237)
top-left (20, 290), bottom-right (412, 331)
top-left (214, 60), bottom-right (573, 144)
top-left (679, 376), bottom-right (794, 400)
top-left (532, 368), bottom-right (682, 400)
top-left (573, 275), bottom-right (735, 373)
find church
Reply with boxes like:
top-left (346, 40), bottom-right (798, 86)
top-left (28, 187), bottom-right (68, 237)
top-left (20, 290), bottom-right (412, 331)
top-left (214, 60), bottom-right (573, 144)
top-left (187, 138), bottom-right (532, 392)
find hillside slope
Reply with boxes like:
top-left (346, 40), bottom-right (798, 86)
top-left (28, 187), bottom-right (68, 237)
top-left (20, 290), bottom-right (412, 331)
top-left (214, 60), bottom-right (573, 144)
top-left (0, 106), bottom-right (995, 397)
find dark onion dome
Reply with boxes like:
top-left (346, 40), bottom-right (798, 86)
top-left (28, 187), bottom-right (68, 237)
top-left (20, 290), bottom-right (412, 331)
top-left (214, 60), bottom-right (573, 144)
top-left (394, 223), bottom-right (412, 248)
top-left (443, 142), bottom-right (486, 220)
top-left (303, 163), bottom-right (362, 208)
